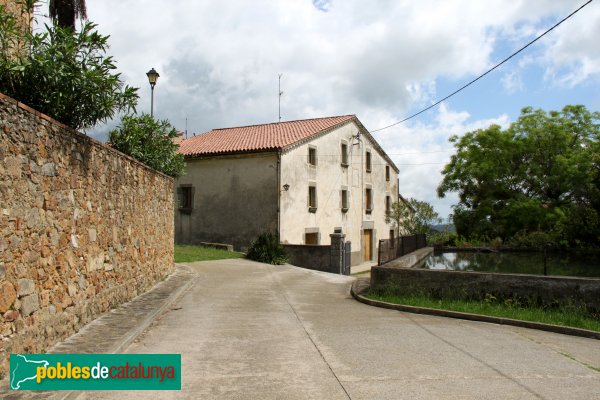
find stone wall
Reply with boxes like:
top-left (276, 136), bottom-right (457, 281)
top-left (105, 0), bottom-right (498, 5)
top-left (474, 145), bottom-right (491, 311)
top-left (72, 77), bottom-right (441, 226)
top-left (0, 92), bottom-right (174, 377)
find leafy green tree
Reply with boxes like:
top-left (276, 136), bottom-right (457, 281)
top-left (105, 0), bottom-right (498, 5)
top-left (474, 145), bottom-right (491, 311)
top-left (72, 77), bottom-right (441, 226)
top-left (49, 0), bottom-right (87, 30)
top-left (109, 114), bottom-right (185, 177)
top-left (438, 105), bottom-right (600, 247)
top-left (0, 2), bottom-right (138, 130)
top-left (386, 197), bottom-right (441, 236)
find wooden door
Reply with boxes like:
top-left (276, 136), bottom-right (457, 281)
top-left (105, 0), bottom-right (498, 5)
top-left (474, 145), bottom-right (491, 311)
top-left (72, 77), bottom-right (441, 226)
top-left (362, 229), bottom-right (373, 261)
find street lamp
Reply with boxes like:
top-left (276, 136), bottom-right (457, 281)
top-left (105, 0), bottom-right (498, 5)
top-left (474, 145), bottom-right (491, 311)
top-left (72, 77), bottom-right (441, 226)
top-left (146, 68), bottom-right (160, 117)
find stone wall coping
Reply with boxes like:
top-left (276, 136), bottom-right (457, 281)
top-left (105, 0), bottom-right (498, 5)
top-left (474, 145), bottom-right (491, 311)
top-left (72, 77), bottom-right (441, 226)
top-left (0, 91), bottom-right (174, 181)
top-left (378, 247), bottom-right (434, 269)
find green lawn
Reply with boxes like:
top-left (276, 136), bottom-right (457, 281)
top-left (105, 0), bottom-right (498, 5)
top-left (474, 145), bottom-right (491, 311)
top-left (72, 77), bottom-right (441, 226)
top-left (366, 292), bottom-right (600, 333)
top-left (174, 244), bottom-right (245, 263)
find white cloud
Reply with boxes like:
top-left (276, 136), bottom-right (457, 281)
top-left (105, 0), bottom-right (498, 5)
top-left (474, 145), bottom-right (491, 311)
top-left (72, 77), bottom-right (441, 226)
top-left (82, 0), bottom-right (588, 136)
top-left (501, 71), bottom-right (524, 94)
top-left (33, 0), bottom-right (596, 217)
top-left (374, 103), bottom-right (510, 218)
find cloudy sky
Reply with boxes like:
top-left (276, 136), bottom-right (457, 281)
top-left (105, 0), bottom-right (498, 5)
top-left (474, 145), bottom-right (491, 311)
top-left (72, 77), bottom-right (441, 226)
top-left (38, 0), bottom-right (600, 219)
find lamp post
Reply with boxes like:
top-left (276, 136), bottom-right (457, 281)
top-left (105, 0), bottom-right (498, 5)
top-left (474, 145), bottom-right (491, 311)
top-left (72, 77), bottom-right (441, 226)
top-left (146, 68), bottom-right (159, 117)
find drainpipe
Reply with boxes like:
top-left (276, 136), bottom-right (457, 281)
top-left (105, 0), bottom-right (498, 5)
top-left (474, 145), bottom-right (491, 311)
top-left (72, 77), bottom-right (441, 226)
top-left (277, 151), bottom-right (282, 242)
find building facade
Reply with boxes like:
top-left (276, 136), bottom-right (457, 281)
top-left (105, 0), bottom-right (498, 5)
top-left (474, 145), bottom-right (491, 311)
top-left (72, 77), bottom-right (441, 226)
top-left (175, 115), bottom-right (400, 265)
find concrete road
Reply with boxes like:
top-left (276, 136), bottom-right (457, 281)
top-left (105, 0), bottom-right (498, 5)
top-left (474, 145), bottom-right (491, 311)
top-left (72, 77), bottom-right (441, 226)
top-left (77, 259), bottom-right (600, 400)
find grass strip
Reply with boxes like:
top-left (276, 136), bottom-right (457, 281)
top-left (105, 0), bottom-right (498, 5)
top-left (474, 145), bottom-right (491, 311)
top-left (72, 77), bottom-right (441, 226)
top-left (174, 245), bottom-right (244, 263)
top-left (365, 292), bottom-right (600, 333)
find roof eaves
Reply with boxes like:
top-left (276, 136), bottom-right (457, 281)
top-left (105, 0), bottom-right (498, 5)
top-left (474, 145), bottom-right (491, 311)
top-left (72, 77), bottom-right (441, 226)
top-left (280, 116), bottom-right (356, 154)
top-left (182, 147), bottom-right (281, 159)
top-left (353, 118), bottom-right (400, 173)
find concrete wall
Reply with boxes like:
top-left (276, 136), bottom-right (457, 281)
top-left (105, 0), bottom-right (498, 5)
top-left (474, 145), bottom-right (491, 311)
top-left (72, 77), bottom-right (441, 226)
top-left (0, 93), bottom-right (174, 377)
top-left (279, 120), bottom-right (398, 265)
top-left (175, 153), bottom-right (278, 251)
top-left (378, 234), bottom-right (427, 265)
top-left (282, 245), bottom-right (331, 273)
top-left (371, 267), bottom-right (600, 312)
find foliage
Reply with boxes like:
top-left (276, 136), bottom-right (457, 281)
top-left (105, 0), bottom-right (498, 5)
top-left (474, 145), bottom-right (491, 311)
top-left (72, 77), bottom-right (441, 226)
top-left (428, 230), bottom-right (457, 246)
top-left (386, 197), bottom-right (442, 236)
top-left (108, 114), bottom-right (185, 177)
top-left (49, 0), bottom-right (87, 30)
top-left (0, 2), bottom-right (138, 130)
top-left (246, 233), bottom-right (288, 265)
top-left (366, 291), bottom-right (600, 332)
top-left (438, 105), bottom-right (600, 248)
top-left (174, 245), bottom-right (244, 263)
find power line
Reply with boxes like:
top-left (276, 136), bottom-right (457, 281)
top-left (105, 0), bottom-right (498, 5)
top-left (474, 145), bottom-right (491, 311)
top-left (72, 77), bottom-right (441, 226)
top-left (370, 0), bottom-right (595, 133)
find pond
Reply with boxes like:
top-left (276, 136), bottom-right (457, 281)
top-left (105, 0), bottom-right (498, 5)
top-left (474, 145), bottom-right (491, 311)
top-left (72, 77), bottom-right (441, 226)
top-left (424, 251), bottom-right (600, 278)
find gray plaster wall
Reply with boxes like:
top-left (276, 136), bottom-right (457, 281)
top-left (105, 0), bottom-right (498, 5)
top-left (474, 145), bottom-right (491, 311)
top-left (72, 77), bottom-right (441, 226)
top-left (283, 244), bottom-right (332, 273)
top-left (371, 267), bottom-right (600, 312)
top-left (175, 153), bottom-right (278, 250)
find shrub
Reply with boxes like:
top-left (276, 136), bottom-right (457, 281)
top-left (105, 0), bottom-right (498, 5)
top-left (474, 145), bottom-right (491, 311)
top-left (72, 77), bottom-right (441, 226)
top-left (0, 3), bottom-right (138, 130)
top-left (246, 233), bottom-right (288, 265)
top-left (108, 114), bottom-right (185, 177)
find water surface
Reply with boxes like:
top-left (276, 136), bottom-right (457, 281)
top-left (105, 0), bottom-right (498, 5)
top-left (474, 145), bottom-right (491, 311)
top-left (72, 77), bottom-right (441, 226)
top-left (424, 251), bottom-right (600, 277)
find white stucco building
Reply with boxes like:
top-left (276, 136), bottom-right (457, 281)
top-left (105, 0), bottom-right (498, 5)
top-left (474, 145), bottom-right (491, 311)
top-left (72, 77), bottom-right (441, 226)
top-left (175, 115), bottom-right (400, 265)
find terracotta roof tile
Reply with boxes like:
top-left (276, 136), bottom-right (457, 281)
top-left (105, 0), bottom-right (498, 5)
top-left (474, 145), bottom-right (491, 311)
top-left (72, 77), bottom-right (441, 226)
top-left (179, 115), bottom-right (355, 156)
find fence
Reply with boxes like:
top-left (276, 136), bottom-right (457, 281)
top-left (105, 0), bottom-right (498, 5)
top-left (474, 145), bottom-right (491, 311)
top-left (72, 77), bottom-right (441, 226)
top-left (378, 234), bottom-right (427, 265)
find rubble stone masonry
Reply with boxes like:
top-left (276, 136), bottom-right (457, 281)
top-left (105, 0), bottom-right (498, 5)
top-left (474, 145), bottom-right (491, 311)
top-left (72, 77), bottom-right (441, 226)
top-left (0, 92), bottom-right (174, 377)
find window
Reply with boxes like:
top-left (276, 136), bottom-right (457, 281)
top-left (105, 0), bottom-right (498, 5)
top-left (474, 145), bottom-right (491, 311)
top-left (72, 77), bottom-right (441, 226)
top-left (365, 151), bottom-right (372, 172)
top-left (341, 143), bottom-right (349, 167)
top-left (365, 188), bottom-right (372, 213)
top-left (305, 232), bottom-right (319, 244)
top-left (308, 185), bottom-right (317, 212)
top-left (390, 230), bottom-right (396, 248)
top-left (386, 195), bottom-right (391, 214)
top-left (341, 189), bottom-right (349, 212)
top-left (386, 165), bottom-right (390, 181)
top-left (308, 147), bottom-right (317, 166)
top-left (177, 185), bottom-right (194, 214)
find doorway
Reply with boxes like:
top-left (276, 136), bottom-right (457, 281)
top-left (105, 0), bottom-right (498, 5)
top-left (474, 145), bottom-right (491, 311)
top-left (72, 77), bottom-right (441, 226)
top-left (362, 229), bottom-right (373, 261)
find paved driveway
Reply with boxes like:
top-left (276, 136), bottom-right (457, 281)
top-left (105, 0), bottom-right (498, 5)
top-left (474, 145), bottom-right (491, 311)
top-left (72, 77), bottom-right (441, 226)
top-left (78, 259), bottom-right (600, 400)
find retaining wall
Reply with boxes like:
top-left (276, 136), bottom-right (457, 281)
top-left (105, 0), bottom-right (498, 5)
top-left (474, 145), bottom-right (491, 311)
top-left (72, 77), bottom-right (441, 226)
top-left (283, 244), bottom-right (332, 273)
top-left (371, 267), bottom-right (600, 312)
top-left (0, 92), bottom-right (174, 377)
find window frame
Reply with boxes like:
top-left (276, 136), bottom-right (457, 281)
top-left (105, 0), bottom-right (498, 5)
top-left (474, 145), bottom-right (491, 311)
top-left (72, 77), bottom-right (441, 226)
top-left (365, 187), bottom-right (373, 214)
top-left (308, 184), bottom-right (317, 212)
top-left (308, 146), bottom-right (317, 166)
top-left (177, 185), bottom-right (194, 214)
top-left (341, 188), bottom-right (349, 212)
top-left (305, 232), bottom-right (319, 245)
top-left (365, 150), bottom-right (372, 173)
top-left (385, 165), bottom-right (390, 181)
top-left (341, 142), bottom-right (349, 167)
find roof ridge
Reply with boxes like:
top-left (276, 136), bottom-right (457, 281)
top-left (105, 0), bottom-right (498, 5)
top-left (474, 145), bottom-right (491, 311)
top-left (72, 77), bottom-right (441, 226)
top-left (210, 114), bottom-right (355, 131)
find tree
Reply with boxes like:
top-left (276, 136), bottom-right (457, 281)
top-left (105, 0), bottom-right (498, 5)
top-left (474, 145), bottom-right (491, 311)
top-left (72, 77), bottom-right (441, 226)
top-left (49, 0), bottom-right (86, 30)
top-left (109, 114), bottom-right (186, 178)
top-left (386, 197), bottom-right (441, 236)
top-left (438, 105), bottom-right (600, 247)
top-left (0, 4), bottom-right (138, 130)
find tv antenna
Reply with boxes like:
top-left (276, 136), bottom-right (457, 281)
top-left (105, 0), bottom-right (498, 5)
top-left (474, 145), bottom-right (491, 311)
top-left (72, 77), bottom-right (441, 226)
top-left (278, 74), bottom-right (283, 122)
